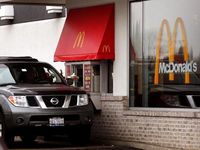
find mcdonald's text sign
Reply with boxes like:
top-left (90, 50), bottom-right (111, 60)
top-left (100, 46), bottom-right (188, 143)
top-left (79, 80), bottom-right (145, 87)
top-left (154, 17), bottom-right (197, 85)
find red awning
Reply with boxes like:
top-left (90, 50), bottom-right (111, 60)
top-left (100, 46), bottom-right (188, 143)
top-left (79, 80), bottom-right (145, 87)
top-left (54, 4), bottom-right (114, 62)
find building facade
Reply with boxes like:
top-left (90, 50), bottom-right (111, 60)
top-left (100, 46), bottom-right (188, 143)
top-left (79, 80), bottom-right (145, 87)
top-left (1, 0), bottom-right (200, 150)
top-left (0, 4), bottom-right (66, 72)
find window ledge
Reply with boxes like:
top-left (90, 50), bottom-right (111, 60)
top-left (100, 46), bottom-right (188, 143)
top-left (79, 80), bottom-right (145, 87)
top-left (100, 93), bottom-right (128, 101)
top-left (124, 107), bottom-right (200, 118)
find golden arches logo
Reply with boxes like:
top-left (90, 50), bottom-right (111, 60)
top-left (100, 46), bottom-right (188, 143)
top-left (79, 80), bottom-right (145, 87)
top-left (154, 17), bottom-right (190, 85)
top-left (102, 45), bottom-right (111, 53)
top-left (73, 31), bottom-right (85, 48)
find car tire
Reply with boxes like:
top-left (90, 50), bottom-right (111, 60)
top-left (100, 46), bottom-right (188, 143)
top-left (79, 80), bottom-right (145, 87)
top-left (69, 125), bottom-right (91, 145)
top-left (0, 113), bottom-right (14, 148)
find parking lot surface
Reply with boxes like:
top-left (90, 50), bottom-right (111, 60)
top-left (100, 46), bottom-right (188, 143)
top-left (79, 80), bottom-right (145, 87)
top-left (4, 136), bottom-right (141, 150)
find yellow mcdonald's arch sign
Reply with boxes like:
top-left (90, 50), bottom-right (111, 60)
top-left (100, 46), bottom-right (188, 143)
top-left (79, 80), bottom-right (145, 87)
top-left (102, 45), bottom-right (111, 53)
top-left (73, 31), bottom-right (85, 48)
top-left (154, 17), bottom-right (195, 85)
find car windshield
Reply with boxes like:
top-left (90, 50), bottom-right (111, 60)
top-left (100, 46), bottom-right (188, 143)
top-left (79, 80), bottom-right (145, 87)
top-left (0, 63), bottom-right (63, 85)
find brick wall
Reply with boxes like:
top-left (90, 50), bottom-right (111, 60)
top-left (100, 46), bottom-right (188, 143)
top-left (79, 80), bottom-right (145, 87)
top-left (91, 94), bottom-right (200, 150)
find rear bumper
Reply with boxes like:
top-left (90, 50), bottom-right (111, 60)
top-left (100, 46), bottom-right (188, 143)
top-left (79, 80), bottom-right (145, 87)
top-left (4, 101), bottom-right (94, 135)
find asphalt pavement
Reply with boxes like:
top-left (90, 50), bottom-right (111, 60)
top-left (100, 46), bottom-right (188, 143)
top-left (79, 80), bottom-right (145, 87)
top-left (2, 136), bottom-right (142, 150)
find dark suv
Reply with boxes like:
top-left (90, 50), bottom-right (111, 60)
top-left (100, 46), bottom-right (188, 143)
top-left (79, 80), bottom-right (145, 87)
top-left (0, 57), bottom-right (94, 147)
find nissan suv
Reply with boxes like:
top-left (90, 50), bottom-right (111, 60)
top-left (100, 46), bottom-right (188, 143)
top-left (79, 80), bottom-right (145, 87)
top-left (0, 57), bottom-right (94, 147)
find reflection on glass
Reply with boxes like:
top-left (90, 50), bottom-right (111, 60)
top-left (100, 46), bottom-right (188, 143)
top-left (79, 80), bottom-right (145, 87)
top-left (129, 2), bottom-right (143, 107)
top-left (129, 0), bottom-right (200, 108)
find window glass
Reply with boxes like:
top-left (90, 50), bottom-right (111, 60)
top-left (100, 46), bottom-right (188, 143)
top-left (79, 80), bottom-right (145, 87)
top-left (8, 63), bottom-right (63, 84)
top-left (72, 64), bottom-right (83, 87)
top-left (129, 2), bottom-right (143, 107)
top-left (43, 67), bottom-right (62, 83)
top-left (193, 96), bottom-right (200, 107)
top-left (129, 0), bottom-right (200, 108)
top-left (0, 64), bottom-right (16, 85)
top-left (108, 61), bottom-right (113, 93)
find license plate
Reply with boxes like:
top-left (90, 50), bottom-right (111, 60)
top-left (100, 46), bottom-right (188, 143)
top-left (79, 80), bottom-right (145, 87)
top-left (49, 117), bottom-right (64, 127)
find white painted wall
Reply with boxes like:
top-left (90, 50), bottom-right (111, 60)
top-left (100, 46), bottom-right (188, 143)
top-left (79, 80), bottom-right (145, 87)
top-left (114, 0), bottom-right (129, 97)
top-left (0, 18), bottom-right (66, 74)
top-left (65, 0), bottom-right (129, 96)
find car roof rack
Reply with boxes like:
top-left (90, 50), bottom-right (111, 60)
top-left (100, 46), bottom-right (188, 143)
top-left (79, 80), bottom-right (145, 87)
top-left (0, 56), bottom-right (39, 62)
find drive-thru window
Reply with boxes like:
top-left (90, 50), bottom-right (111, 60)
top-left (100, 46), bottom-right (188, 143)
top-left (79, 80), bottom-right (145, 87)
top-left (54, 4), bottom-right (114, 109)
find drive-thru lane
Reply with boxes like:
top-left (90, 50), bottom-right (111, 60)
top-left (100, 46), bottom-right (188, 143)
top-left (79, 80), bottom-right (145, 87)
top-left (6, 136), bottom-right (140, 150)
top-left (7, 136), bottom-right (113, 150)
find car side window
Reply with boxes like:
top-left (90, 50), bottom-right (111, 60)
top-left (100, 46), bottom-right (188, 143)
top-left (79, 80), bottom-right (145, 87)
top-left (0, 64), bottom-right (15, 85)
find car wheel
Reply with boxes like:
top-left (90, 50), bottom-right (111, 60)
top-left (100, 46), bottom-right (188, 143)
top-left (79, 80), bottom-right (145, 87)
top-left (0, 113), bottom-right (14, 148)
top-left (69, 125), bottom-right (91, 145)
